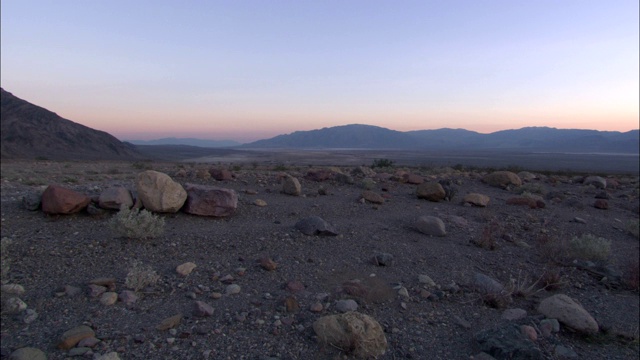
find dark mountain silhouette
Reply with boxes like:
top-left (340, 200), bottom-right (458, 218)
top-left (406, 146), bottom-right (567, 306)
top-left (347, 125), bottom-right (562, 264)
top-left (243, 124), bottom-right (639, 153)
top-left (126, 137), bottom-right (240, 148)
top-left (1, 88), bottom-right (142, 160)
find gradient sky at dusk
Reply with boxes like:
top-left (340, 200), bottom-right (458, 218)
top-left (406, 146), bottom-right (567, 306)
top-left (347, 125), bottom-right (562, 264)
top-left (1, 1), bottom-right (638, 143)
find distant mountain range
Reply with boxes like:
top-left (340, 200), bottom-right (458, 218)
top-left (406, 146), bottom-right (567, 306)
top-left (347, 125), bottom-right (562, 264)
top-left (126, 138), bottom-right (240, 148)
top-left (243, 124), bottom-right (639, 154)
top-left (1, 88), bottom-right (637, 161)
top-left (0, 88), bottom-right (141, 160)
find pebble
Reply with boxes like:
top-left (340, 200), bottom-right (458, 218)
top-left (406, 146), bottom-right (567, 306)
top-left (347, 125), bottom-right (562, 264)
top-left (23, 309), bottom-right (38, 324)
top-left (225, 284), bottom-right (241, 295)
top-left (176, 262), bottom-right (197, 276)
top-left (193, 301), bottom-right (214, 317)
top-left (309, 302), bottom-right (323, 313)
top-left (501, 308), bottom-right (527, 321)
top-left (335, 299), bottom-right (358, 312)
top-left (210, 292), bottom-right (222, 299)
top-left (3, 297), bottom-right (27, 314)
top-left (58, 325), bottom-right (96, 350)
top-left (398, 287), bottom-right (410, 298)
top-left (100, 292), bottom-right (118, 306)
top-left (1, 284), bottom-right (25, 295)
top-left (8, 347), bottom-right (47, 360)
top-left (418, 274), bottom-right (436, 287)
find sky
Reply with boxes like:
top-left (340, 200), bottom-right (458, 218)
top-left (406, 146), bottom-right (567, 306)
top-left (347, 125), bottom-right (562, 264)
top-left (1, 1), bottom-right (638, 143)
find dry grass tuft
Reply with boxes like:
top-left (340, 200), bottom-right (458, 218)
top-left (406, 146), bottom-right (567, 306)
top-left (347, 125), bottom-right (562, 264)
top-left (125, 261), bottom-right (160, 292)
top-left (109, 205), bottom-right (165, 240)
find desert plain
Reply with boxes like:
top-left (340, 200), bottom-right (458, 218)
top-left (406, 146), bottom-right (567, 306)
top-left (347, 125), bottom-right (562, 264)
top-left (0, 151), bottom-right (639, 360)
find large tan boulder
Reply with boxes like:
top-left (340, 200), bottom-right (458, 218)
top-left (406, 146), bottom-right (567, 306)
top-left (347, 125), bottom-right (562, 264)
top-left (135, 171), bottom-right (187, 213)
top-left (313, 312), bottom-right (387, 358)
top-left (282, 175), bottom-right (301, 196)
top-left (183, 184), bottom-right (238, 217)
top-left (416, 182), bottom-right (446, 201)
top-left (538, 294), bottom-right (598, 334)
top-left (483, 171), bottom-right (522, 189)
top-left (41, 185), bottom-right (90, 214)
top-left (464, 193), bottom-right (490, 207)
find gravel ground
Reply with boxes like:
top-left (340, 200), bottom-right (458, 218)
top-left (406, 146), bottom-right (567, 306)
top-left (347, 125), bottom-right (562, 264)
top-left (1, 160), bottom-right (638, 360)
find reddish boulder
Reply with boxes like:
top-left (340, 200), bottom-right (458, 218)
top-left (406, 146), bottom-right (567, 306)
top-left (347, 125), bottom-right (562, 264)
top-left (209, 168), bottom-right (233, 181)
top-left (41, 185), bottom-right (90, 214)
top-left (183, 183), bottom-right (238, 217)
top-left (593, 199), bottom-right (609, 210)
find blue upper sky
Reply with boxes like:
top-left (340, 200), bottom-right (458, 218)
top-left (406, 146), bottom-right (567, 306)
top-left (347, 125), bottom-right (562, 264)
top-left (1, 0), bottom-right (638, 142)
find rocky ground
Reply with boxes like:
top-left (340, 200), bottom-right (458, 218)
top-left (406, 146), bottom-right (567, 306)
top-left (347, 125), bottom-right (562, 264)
top-left (0, 159), bottom-right (638, 360)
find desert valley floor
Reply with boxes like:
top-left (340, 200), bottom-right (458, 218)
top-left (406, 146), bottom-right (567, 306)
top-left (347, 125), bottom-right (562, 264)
top-left (0, 157), bottom-right (638, 360)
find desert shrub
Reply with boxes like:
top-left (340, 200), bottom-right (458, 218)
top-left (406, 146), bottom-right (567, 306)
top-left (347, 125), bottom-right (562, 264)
top-left (132, 161), bottom-right (153, 170)
top-left (232, 165), bottom-right (242, 171)
top-left (626, 219), bottom-right (639, 238)
top-left (472, 220), bottom-right (501, 250)
top-left (34, 156), bottom-right (49, 161)
top-left (515, 183), bottom-right (548, 196)
top-left (273, 164), bottom-right (289, 171)
top-left (109, 206), bottom-right (165, 240)
top-left (371, 158), bottom-right (394, 168)
top-left (125, 261), bottom-right (160, 292)
top-left (0, 238), bottom-right (11, 283)
top-left (568, 234), bottom-right (611, 262)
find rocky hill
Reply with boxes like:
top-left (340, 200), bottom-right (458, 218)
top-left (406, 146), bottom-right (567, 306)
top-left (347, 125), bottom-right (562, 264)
top-left (1, 88), bottom-right (142, 160)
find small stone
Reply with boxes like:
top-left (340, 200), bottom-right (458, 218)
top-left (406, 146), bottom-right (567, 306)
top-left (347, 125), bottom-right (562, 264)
top-left (260, 258), bottom-right (278, 271)
top-left (156, 314), bottom-right (183, 331)
top-left (210, 292), bottom-right (222, 299)
top-left (100, 292), bottom-right (118, 306)
top-left (285, 296), bottom-right (300, 313)
top-left (68, 347), bottom-right (91, 356)
top-left (118, 290), bottom-right (139, 306)
top-left (88, 284), bottom-right (107, 298)
top-left (254, 199), bottom-right (267, 207)
top-left (9, 347), bottom-right (47, 360)
top-left (78, 337), bottom-right (101, 348)
top-left (58, 325), bottom-right (96, 350)
top-left (64, 285), bottom-right (82, 297)
top-left (309, 302), bottom-right (324, 313)
top-left (286, 280), bottom-right (305, 292)
top-left (176, 262), bottom-right (197, 276)
top-left (193, 301), bottom-right (214, 317)
top-left (520, 325), bottom-right (537, 341)
top-left (1, 284), bottom-right (25, 295)
top-left (501, 308), bottom-right (527, 321)
top-left (22, 309), bottom-right (38, 324)
top-left (572, 217), bottom-right (586, 224)
top-left (397, 287), bottom-right (410, 298)
top-left (225, 284), bottom-right (241, 295)
top-left (593, 199), bottom-right (608, 209)
top-left (372, 253), bottom-right (393, 266)
top-left (2, 297), bottom-right (27, 314)
top-left (95, 351), bottom-right (121, 360)
top-left (335, 299), bottom-right (358, 312)
top-left (418, 274), bottom-right (436, 287)
top-left (554, 345), bottom-right (578, 358)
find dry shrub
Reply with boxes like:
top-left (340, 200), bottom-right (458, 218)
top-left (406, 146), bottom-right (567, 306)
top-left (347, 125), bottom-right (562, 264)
top-left (473, 220), bottom-right (501, 250)
top-left (569, 234), bottom-right (611, 262)
top-left (536, 233), bottom-right (568, 263)
top-left (109, 205), bottom-right (165, 240)
top-left (125, 262), bottom-right (160, 292)
top-left (481, 291), bottom-right (512, 309)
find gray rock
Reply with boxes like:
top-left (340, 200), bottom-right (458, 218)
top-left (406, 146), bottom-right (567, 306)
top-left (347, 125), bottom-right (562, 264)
top-left (98, 187), bottom-right (133, 210)
top-left (2, 297), bottom-right (27, 314)
top-left (464, 193), bottom-right (490, 207)
top-left (22, 193), bottom-right (41, 211)
top-left (282, 175), bottom-right (301, 196)
top-left (372, 253), bottom-right (393, 266)
top-left (473, 273), bottom-right (506, 295)
top-left (295, 216), bottom-right (338, 236)
top-left (9, 347), bottom-right (47, 360)
top-left (335, 299), bottom-right (358, 312)
top-left (537, 294), bottom-right (598, 334)
top-left (193, 301), bottom-right (214, 316)
top-left (502, 308), bottom-right (527, 321)
top-left (415, 216), bottom-right (446, 236)
top-left (475, 324), bottom-right (542, 359)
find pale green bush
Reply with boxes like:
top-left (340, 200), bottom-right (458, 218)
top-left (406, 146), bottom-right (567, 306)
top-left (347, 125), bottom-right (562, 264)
top-left (109, 206), bottom-right (165, 239)
top-left (569, 234), bottom-right (611, 262)
top-left (125, 261), bottom-right (160, 292)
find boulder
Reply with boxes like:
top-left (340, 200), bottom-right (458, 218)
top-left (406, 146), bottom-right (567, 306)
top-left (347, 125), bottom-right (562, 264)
top-left (313, 312), bottom-right (387, 358)
top-left (295, 216), bottom-right (338, 236)
top-left (405, 173), bottom-right (424, 184)
top-left (416, 182), bottom-right (446, 201)
top-left (464, 193), bottom-right (490, 207)
top-left (209, 168), bottom-right (233, 181)
top-left (416, 216), bottom-right (446, 236)
top-left (361, 190), bottom-right (384, 204)
top-left (98, 187), bottom-right (133, 210)
top-left (135, 171), bottom-right (187, 213)
top-left (58, 325), bottom-right (95, 350)
top-left (22, 192), bottom-right (42, 211)
top-left (475, 324), bottom-right (542, 359)
top-left (517, 171), bottom-right (537, 182)
top-left (41, 185), bottom-right (91, 215)
top-left (9, 347), bottom-right (47, 360)
top-left (537, 294), bottom-right (598, 334)
top-left (183, 184), bottom-right (238, 217)
top-left (593, 199), bottom-right (608, 210)
top-left (282, 175), bottom-right (302, 196)
top-left (306, 169), bottom-right (334, 182)
top-left (483, 171), bottom-right (522, 189)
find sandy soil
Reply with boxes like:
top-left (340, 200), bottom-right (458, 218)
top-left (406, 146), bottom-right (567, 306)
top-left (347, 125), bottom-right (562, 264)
top-left (0, 159), bottom-right (638, 360)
